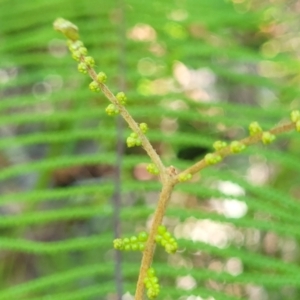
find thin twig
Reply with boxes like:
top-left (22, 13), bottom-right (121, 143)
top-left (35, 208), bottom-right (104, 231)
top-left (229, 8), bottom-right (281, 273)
top-left (176, 121), bottom-right (297, 182)
top-left (83, 64), bottom-right (166, 177)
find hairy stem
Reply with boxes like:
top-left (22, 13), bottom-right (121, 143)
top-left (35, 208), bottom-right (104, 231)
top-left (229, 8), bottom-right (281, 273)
top-left (134, 179), bottom-right (175, 299)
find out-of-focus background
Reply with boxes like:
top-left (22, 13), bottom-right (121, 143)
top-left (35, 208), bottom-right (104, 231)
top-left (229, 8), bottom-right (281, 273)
top-left (1, 0), bottom-right (300, 299)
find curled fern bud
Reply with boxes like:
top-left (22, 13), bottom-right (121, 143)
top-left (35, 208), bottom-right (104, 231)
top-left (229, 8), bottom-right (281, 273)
top-left (204, 153), bottom-right (222, 165)
top-left (97, 72), bottom-right (107, 83)
top-left (106, 104), bottom-right (119, 116)
top-left (262, 132), bottom-right (276, 144)
top-left (146, 163), bottom-right (159, 175)
top-left (249, 121), bottom-right (263, 136)
top-left (77, 62), bottom-right (87, 74)
top-left (139, 122), bottom-right (148, 133)
top-left (53, 18), bottom-right (79, 41)
top-left (89, 81), bottom-right (100, 92)
top-left (116, 92), bottom-right (127, 105)
top-left (291, 110), bottom-right (300, 123)
top-left (178, 173), bottom-right (192, 182)
top-left (84, 56), bottom-right (95, 67)
top-left (230, 141), bottom-right (246, 153)
top-left (213, 140), bottom-right (227, 151)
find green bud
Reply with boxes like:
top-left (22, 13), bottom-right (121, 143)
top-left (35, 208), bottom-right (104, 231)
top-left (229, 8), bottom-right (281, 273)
top-left (71, 51), bottom-right (81, 61)
top-left (139, 122), bottom-right (148, 133)
top-left (53, 18), bottom-right (79, 41)
top-left (163, 232), bottom-right (171, 240)
top-left (113, 239), bottom-right (123, 250)
top-left (249, 121), bottom-right (263, 136)
top-left (130, 236), bottom-right (138, 243)
top-left (147, 268), bottom-right (156, 277)
top-left (138, 231), bottom-right (148, 242)
top-left (131, 244), bottom-right (138, 251)
top-left (213, 140), bottom-right (227, 151)
top-left (105, 104), bottom-right (119, 116)
top-left (89, 81), bottom-right (100, 92)
top-left (116, 92), bottom-right (127, 105)
top-left (68, 40), bottom-right (84, 51)
top-left (230, 141), bottom-right (246, 153)
top-left (78, 47), bottom-right (87, 55)
top-left (139, 243), bottom-right (145, 251)
top-left (135, 138), bottom-right (142, 146)
top-left (130, 132), bottom-right (138, 138)
top-left (123, 238), bottom-right (130, 244)
top-left (97, 72), bottom-right (107, 83)
top-left (155, 235), bottom-right (162, 243)
top-left (205, 153), bottom-right (222, 165)
top-left (146, 163), bottom-right (159, 175)
top-left (77, 62), bottom-right (87, 74)
top-left (157, 225), bottom-right (166, 235)
top-left (126, 136), bottom-right (136, 148)
top-left (262, 132), bottom-right (276, 144)
top-left (291, 110), bottom-right (300, 123)
top-left (124, 244), bottom-right (131, 251)
top-left (178, 173), bottom-right (192, 182)
top-left (84, 56), bottom-right (95, 67)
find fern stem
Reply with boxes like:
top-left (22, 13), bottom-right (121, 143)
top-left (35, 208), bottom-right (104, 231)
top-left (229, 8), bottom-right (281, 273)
top-left (82, 61), bottom-right (166, 177)
top-left (177, 121), bottom-right (297, 181)
top-left (134, 180), bottom-right (175, 299)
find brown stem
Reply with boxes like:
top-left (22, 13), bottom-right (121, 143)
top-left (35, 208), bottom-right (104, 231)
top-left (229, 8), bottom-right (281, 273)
top-left (134, 179), bottom-right (175, 300)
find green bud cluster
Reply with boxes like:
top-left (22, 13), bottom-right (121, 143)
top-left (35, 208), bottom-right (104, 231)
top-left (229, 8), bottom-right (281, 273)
top-left (113, 232), bottom-right (148, 252)
top-left (155, 225), bottom-right (178, 254)
top-left (97, 72), bottom-right (107, 83)
top-left (84, 56), bottom-right (95, 68)
top-left (116, 92), bottom-right (127, 105)
top-left (290, 110), bottom-right (300, 132)
top-left (106, 104), bottom-right (119, 116)
top-left (261, 131), bottom-right (276, 144)
top-left (144, 268), bottom-right (160, 299)
top-left (89, 81), bottom-right (100, 92)
top-left (139, 122), bottom-right (148, 133)
top-left (204, 153), bottom-right (222, 165)
top-left (230, 141), bottom-right (246, 153)
top-left (89, 72), bottom-right (107, 93)
top-left (126, 132), bottom-right (142, 148)
top-left (66, 38), bottom-right (95, 75)
top-left (178, 173), bottom-right (192, 182)
top-left (146, 163), bottom-right (159, 175)
top-left (249, 121), bottom-right (263, 136)
top-left (77, 62), bottom-right (88, 74)
top-left (213, 140), bottom-right (227, 151)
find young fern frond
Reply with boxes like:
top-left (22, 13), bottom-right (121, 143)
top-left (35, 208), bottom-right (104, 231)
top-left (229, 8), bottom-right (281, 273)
top-left (54, 18), bottom-right (299, 299)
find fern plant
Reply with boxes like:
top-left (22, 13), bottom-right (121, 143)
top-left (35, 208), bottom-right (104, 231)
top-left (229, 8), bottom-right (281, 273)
top-left (1, 0), bottom-right (300, 300)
